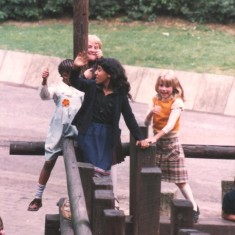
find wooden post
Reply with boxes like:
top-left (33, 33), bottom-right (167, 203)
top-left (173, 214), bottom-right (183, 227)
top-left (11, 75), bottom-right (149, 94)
top-left (129, 124), bottom-right (149, 216)
top-left (134, 167), bottom-right (162, 235)
top-left (103, 209), bottom-right (125, 235)
top-left (92, 190), bottom-right (115, 235)
top-left (129, 144), bottom-right (156, 217)
top-left (77, 162), bottom-right (94, 222)
top-left (170, 199), bottom-right (193, 235)
top-left (73, 0), bottom-right (89, 58)
top-left (44, 214), bottom-right (60, 235)
top-left (63, 138), bottom-right (92, 235)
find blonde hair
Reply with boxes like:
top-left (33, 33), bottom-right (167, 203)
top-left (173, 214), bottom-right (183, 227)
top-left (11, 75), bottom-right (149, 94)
top-left (88, 34), bottom-right (102, 49)
top-left (155, 70), bottom-right (185, 101)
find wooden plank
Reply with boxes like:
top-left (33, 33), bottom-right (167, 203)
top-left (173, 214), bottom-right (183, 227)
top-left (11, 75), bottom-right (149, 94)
top-left (63, 138), bottom-right (92, 235)
top-left (179, 228), bottom-right (210, 234)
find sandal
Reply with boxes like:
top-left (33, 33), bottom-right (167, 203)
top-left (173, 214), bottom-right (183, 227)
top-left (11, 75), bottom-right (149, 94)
top-left (28, 198), bottom-right (42, 211)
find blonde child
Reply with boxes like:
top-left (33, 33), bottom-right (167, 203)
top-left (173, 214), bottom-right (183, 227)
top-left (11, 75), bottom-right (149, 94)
top-left (141, 70), bottom-right (200, 223)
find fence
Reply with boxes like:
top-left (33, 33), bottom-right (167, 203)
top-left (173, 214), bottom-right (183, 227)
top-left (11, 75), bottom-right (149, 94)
top-left (9, 125), bottom-right (235, 235)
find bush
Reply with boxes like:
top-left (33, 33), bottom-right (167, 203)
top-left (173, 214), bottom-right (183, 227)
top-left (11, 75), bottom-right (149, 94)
top-left (0, 0), bottom-right (234, 24)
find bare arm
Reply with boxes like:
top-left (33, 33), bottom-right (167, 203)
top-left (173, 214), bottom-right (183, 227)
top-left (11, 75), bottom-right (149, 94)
top-left (222, 212), bottom-right (235, 222)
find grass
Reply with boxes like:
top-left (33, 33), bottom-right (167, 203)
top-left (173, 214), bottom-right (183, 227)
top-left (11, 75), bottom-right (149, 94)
top-left (0, 18), bottom-right (234, 76)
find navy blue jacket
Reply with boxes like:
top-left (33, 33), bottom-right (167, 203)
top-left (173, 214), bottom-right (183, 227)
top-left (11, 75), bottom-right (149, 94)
top-left (70, 70), bottom-right (144, 144)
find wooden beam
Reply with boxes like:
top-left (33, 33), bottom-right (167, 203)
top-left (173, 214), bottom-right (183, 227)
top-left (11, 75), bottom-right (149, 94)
top-left (63, 138), bottom-right (92, 235)
top-left (10, 141), bottom-right (235, 159)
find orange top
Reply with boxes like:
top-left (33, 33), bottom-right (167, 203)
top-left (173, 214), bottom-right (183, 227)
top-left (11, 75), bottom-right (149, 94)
top-left (152, 96), bottom-right (180, 134)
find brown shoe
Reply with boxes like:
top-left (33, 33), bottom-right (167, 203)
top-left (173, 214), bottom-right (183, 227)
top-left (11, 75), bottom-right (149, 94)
top-left (28, 198), bottom-right (42, 211)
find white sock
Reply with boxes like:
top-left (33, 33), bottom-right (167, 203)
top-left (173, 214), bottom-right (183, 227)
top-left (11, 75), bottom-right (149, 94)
top-left (179, 183), bottom-right (197, 211)
top-left (35, 183), bottom-right (46, 199)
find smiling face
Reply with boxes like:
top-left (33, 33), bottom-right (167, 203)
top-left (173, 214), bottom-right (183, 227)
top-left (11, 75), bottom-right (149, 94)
top-left (157, 82), bottom-right (173, 100)
top-left (94, 65), bottom-right (111, 87)
top-left (87, 41), bottom-right (100, 61)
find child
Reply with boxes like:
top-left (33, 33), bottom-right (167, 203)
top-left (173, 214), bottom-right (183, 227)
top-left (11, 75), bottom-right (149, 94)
top-left (141, 70), bottom-right (200, 223)
top-left (222, 187), bottom-right (235, 222)
top-left (27, 59), bottom-right (84, 211)
top-left (70, 55), bottom-right (148, 177)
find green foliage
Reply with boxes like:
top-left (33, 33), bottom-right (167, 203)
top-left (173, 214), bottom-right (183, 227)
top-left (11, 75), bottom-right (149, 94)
top-left (180, 0), bottom-right (235, 23)
top-left (0, 0), bottom-right (234, 23)
top-left (89, 0), bottom-right (121, 19)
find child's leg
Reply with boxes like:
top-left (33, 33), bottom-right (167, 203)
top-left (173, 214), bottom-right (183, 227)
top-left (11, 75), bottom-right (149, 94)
top-left (176, 182), bottom-right (197, 211)
top-left (28, 158), bottom-right (57, 211)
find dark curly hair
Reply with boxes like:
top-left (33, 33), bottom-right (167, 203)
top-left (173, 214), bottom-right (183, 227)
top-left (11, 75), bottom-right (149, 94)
top-left (97, 58), bottom-right (133, 100)
top-left (58, 59), bottom-right (74, 76)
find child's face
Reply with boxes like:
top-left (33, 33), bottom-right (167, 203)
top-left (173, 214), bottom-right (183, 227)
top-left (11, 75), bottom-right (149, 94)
top-left (94, 65), bottom-right (110, 86)
top-left (61, 72), bottom-right (70, 85)
top-left (87, 41), bottom-right (100, 61)
top-left (158, 82), bottom-right (173, 100)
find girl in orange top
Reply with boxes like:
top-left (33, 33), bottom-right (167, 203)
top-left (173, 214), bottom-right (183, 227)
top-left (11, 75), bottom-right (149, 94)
top-left (143, 70), bottom-right (200, 223)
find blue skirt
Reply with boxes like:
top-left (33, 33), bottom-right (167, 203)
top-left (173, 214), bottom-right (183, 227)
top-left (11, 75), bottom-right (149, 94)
top-left (77, 122), bottom-right (113, 173)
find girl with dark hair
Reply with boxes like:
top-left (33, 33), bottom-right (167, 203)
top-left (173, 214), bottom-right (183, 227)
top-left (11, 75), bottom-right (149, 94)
top-left (27, 59), bottom-right (84, 211)
top-left (70, 54), bottom-right (148, 177)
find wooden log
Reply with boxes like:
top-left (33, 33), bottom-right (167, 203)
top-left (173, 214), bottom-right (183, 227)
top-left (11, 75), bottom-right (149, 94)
top-left (9, 141), bottom-right (46, 155)
top-left (9, 141), bottom-right (235, 159)
top-left (103, 209), bottom-right (125, 235)
top-left (63, 138), bottom-right (92, 235)
top-left (134, 167), bottom-right (162, 235)
top-left (170, 199), bottom-right (193, 235)
top-left (58, 198), bottom-right (74, 235)
top-left (44, 214), bottom-right (60, 235)
top-left (92, 190), bottom-right (115, 235)
top-left (73, 0), bottom-right (88, 58)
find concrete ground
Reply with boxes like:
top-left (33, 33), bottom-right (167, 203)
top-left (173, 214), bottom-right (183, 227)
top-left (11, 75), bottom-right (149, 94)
top-left (0, 82), bottom-right (235, 235)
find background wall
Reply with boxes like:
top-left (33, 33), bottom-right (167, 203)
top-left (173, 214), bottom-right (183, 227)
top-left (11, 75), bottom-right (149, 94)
top-left (0, 49), bottom-right (234, 116)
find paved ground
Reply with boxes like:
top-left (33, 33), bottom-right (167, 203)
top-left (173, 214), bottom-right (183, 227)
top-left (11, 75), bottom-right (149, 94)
top-left (0, 82), bottom-right (235, 235)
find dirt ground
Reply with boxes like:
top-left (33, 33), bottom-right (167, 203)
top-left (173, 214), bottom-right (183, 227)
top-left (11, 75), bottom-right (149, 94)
top-left (0, 82), bottom-right (235, 234)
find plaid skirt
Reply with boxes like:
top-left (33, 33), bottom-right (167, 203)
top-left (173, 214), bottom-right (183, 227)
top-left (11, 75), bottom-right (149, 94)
top-left (156, 137), bottom-right (188, 183)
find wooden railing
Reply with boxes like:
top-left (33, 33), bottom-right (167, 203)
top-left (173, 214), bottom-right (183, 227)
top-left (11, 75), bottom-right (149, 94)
top-left (10, 124), bottom-right (235, 234)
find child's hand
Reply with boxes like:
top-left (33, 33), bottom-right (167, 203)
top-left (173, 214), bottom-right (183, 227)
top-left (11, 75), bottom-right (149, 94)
top-left (152, 105), bottom-right (161, 114)
top-left (42, 68), bottom-right (49, 85)
top-left (73, 51), bottom-right (88, 68)
top-left (96, 49), bottom-right (103, 59)
top-left (136, 139), bottom-right (152, 149)
top-left (84, 68), bottom-right (94, 80)
top-left (42, 69), bottom-right (49, 79)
